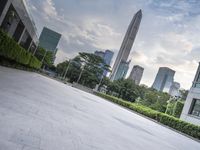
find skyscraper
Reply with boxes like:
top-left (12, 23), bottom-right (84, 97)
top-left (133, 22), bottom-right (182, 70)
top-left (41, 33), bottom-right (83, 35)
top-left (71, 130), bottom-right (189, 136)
top-left (94, 50), bottom-right (114, 76)
top-left (39, 27), bottom-right (61, 54)
top-left (152, 67), bottom-right (175, 93)
top-left (110, 9), bottom-right (142, 81)
top-left (129, 65), bottom-right (144, 85)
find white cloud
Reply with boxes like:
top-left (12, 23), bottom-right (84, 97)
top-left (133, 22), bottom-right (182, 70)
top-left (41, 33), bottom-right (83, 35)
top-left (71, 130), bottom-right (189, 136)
top-left (43, 0), bottom-right (58, 18)
top-left (26, 0), bottom-right (200, 89)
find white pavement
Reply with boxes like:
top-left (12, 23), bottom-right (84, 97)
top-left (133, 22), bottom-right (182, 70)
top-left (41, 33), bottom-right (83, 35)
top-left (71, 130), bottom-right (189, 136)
top-left (0, 66), bottom-right (200, 150)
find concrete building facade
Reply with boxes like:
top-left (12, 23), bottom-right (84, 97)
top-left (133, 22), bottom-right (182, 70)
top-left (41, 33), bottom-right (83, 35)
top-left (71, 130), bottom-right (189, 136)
top-left (152, 67), bottom-right (175, 93)
top-left (94, 50), bottom-right (114, 76)
top-left (181, 63), bottom-right (200, 125)
top-left (39, 27), bottom-right (61, 54)
top-left (129, 65), bottom-right (144, 85)
top-left (110, 10), bottom-right (142, 81)
top-left (0, 0), bottom-right (38, 53)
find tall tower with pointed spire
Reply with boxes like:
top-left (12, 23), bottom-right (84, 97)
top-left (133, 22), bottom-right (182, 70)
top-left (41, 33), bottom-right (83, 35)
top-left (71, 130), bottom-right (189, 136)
top-left (110, 9), bottom-right (142, 81)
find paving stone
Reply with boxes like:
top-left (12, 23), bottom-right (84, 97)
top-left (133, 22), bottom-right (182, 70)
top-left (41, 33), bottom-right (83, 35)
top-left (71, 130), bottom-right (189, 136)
top-left (0, 66), bottom-right (200, 150)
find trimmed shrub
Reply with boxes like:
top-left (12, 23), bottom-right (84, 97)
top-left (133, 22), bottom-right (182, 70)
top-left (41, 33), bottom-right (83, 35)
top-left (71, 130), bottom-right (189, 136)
top-left (95, 92), bottom-right (200, 140)
top-left (29, 56), bottom-right (42, 69)
top-left (172, 100), bottom-right (184, 118)
top-left (0, 29), bottom-right (41, 69)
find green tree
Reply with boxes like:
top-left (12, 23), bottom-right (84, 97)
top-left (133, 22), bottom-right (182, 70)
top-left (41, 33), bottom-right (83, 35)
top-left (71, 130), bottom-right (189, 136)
top-left (35, 47), bottom-right (54, 67)
top-left (56, 52), bottom-right (110, 88)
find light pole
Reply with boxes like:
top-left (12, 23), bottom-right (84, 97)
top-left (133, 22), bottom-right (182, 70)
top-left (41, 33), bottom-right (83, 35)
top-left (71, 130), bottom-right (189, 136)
top-left (41, 50), bottom-right (47, 64)
top-left (77, 63), bottom-right (85, 84)
top-left (62, 59), bottom-right (71, 80)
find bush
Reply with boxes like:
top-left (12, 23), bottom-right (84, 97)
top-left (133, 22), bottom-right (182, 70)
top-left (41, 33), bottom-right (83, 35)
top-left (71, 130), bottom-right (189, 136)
top-left (95, 92), bottom-right (200, 140)
top-left (173, 100), bottom-right (184, 118)
top-left (0, 30), bottom-right (41, 69)
top-left (29, 56), bottom-right (42, 69)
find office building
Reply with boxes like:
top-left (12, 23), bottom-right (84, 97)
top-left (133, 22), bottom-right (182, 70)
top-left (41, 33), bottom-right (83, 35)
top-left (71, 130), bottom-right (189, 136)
top-left (39, 27), bottom-right (61, 54)
top-left (94, 50), bottom-right (114, 76)
top-left (114, 60), bottom-right (130, 80)
top-left (169, 82), bottom-right (180, 97)
top-left (110, 9), bottom-right (142, 81)
top-left (152, 67), bottom-right (175, 93)
top-left (0, 0), bottom-right (38, 53)
top-left (129, 65), bottom-right (144, 85)
top-left (181, 63), bottom-right (200, 125)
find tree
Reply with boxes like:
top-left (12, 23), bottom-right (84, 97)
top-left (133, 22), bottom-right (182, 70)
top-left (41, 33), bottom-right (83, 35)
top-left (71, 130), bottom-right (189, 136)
top-left (35, 47), bottom-right (54, 67)
top-left (179, 89), bottom-right (189, 100)
top-left (56, 52), bottom-right (110, 88)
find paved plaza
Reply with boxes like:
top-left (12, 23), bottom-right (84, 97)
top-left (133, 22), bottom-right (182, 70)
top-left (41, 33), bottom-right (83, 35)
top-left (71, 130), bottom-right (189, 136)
top-left (0, 66), bottom-right (200, 150)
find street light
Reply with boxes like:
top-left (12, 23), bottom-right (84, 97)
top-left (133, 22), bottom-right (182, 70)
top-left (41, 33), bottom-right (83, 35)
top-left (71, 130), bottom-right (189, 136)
top-left (62, 59), bottom-right (71, 80)
top-left (77, 63), bottom-right (85, 84)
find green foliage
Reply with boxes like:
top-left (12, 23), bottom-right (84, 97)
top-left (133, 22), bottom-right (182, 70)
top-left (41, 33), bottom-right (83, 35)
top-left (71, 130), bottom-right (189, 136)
top-left (95, 92), bottom-right (200, 140)
top-left (179, 89), bottom-right (189, 100)
top-left (166, 99), bottom-right (185, 118)
top-left (29, 55), bottom-right (42, 69)
top-left (141, 90), bottom-right (170, 112)
top-left (0, 30), bottom-right (41, 69)
top-left (173, 100), bottom-right (184, 118)
top-left (35, 47), bottom-right (54, 67)
top-left (56, 52), bottom-right (111, 88)
top-left (107, 79), bottom-right (141, 102)
top-left (165, 99), bottom-right (176, 115)
top-left (107, 79), bottom-right (170, 112)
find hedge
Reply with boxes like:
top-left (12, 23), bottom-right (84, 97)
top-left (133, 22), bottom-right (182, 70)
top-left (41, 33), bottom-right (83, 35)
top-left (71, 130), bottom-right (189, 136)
top-left (0, 30), bottom-right (41, 69)
top-left (173, 100), bottom-right (184, 118)
top-left (95, 92), bottom-right (200, 140)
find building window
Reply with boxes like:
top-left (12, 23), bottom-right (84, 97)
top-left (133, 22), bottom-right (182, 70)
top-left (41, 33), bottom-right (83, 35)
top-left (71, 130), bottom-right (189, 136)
top-left (194, 72), bottom-right (200, 88)
top-left (190, 99), bottom-right (200, 117)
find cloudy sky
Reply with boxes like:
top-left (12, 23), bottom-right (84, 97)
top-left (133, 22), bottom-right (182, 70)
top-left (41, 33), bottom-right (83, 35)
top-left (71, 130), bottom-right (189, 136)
top-left (25, 0), bottom-right (200, 89)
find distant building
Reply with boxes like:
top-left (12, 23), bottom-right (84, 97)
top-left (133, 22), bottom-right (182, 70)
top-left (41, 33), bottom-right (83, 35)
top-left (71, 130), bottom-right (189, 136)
top-left (94, 50), bottom-right (114, 76)
top-left (39, 27), bottom-right (61, 54)
top-left (129, 65), bottom-right (144, 85)
top-left (94, 51), bottom-right (105, 58)
top-left (0, 0), bottom-right (38, 53)
top-left (181, 63), bottom-right (200, 125)
top-left (169, 82), bottom-right (180, 97)
top-left (110, 10), bottom-right (142, 81)
top-left (114, 60), bottom-right (130, 80)
top-left (152, 67), bottom-right (175, 93)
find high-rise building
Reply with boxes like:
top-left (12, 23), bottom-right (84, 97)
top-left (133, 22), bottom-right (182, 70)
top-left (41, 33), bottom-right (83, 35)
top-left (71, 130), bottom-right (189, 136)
top-left (169, 82), bottom-right (180, 97)
top-left (110, 10), bottom-right (142, 81)
top-left (129, 65), bottom-right (144, 85)
top-left (152, 67), bottom-right (175, 93)
top-left (0, 0), bottom-right (38, 53)
top-left (181, 63), bottom-right (200, 125)
top-left (39, 27), bottom-right (61, 54)
top-left (94, 50), bottom-right (114, 76)
top-left (114, 60), bottom-right (130, 80)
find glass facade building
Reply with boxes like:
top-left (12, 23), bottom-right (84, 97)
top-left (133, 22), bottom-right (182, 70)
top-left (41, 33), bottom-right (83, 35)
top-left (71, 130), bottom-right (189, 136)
top-left (152, 67), bottom-right (175, 93)
top-left (114, 60), bottom-right (130, 80)
top-left (39, 27), bottom-right (61, 54)
top-left (94, 50), bottom-right (114, 77)
top-left (128, 65), bottom-right (144, 85)
top-left (110, 10), bottom-right (142, 81)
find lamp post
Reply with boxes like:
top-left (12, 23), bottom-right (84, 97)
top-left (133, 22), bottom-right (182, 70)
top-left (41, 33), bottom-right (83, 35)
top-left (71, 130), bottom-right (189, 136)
top-left (62, 59), bottom-right (71, 80)
top-left (77, 63), bottom-right (85, 84)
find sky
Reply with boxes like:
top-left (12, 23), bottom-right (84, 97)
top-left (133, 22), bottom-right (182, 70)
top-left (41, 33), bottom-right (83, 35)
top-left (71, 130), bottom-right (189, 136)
top-left (25, 0), bottom-right (200, 89)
